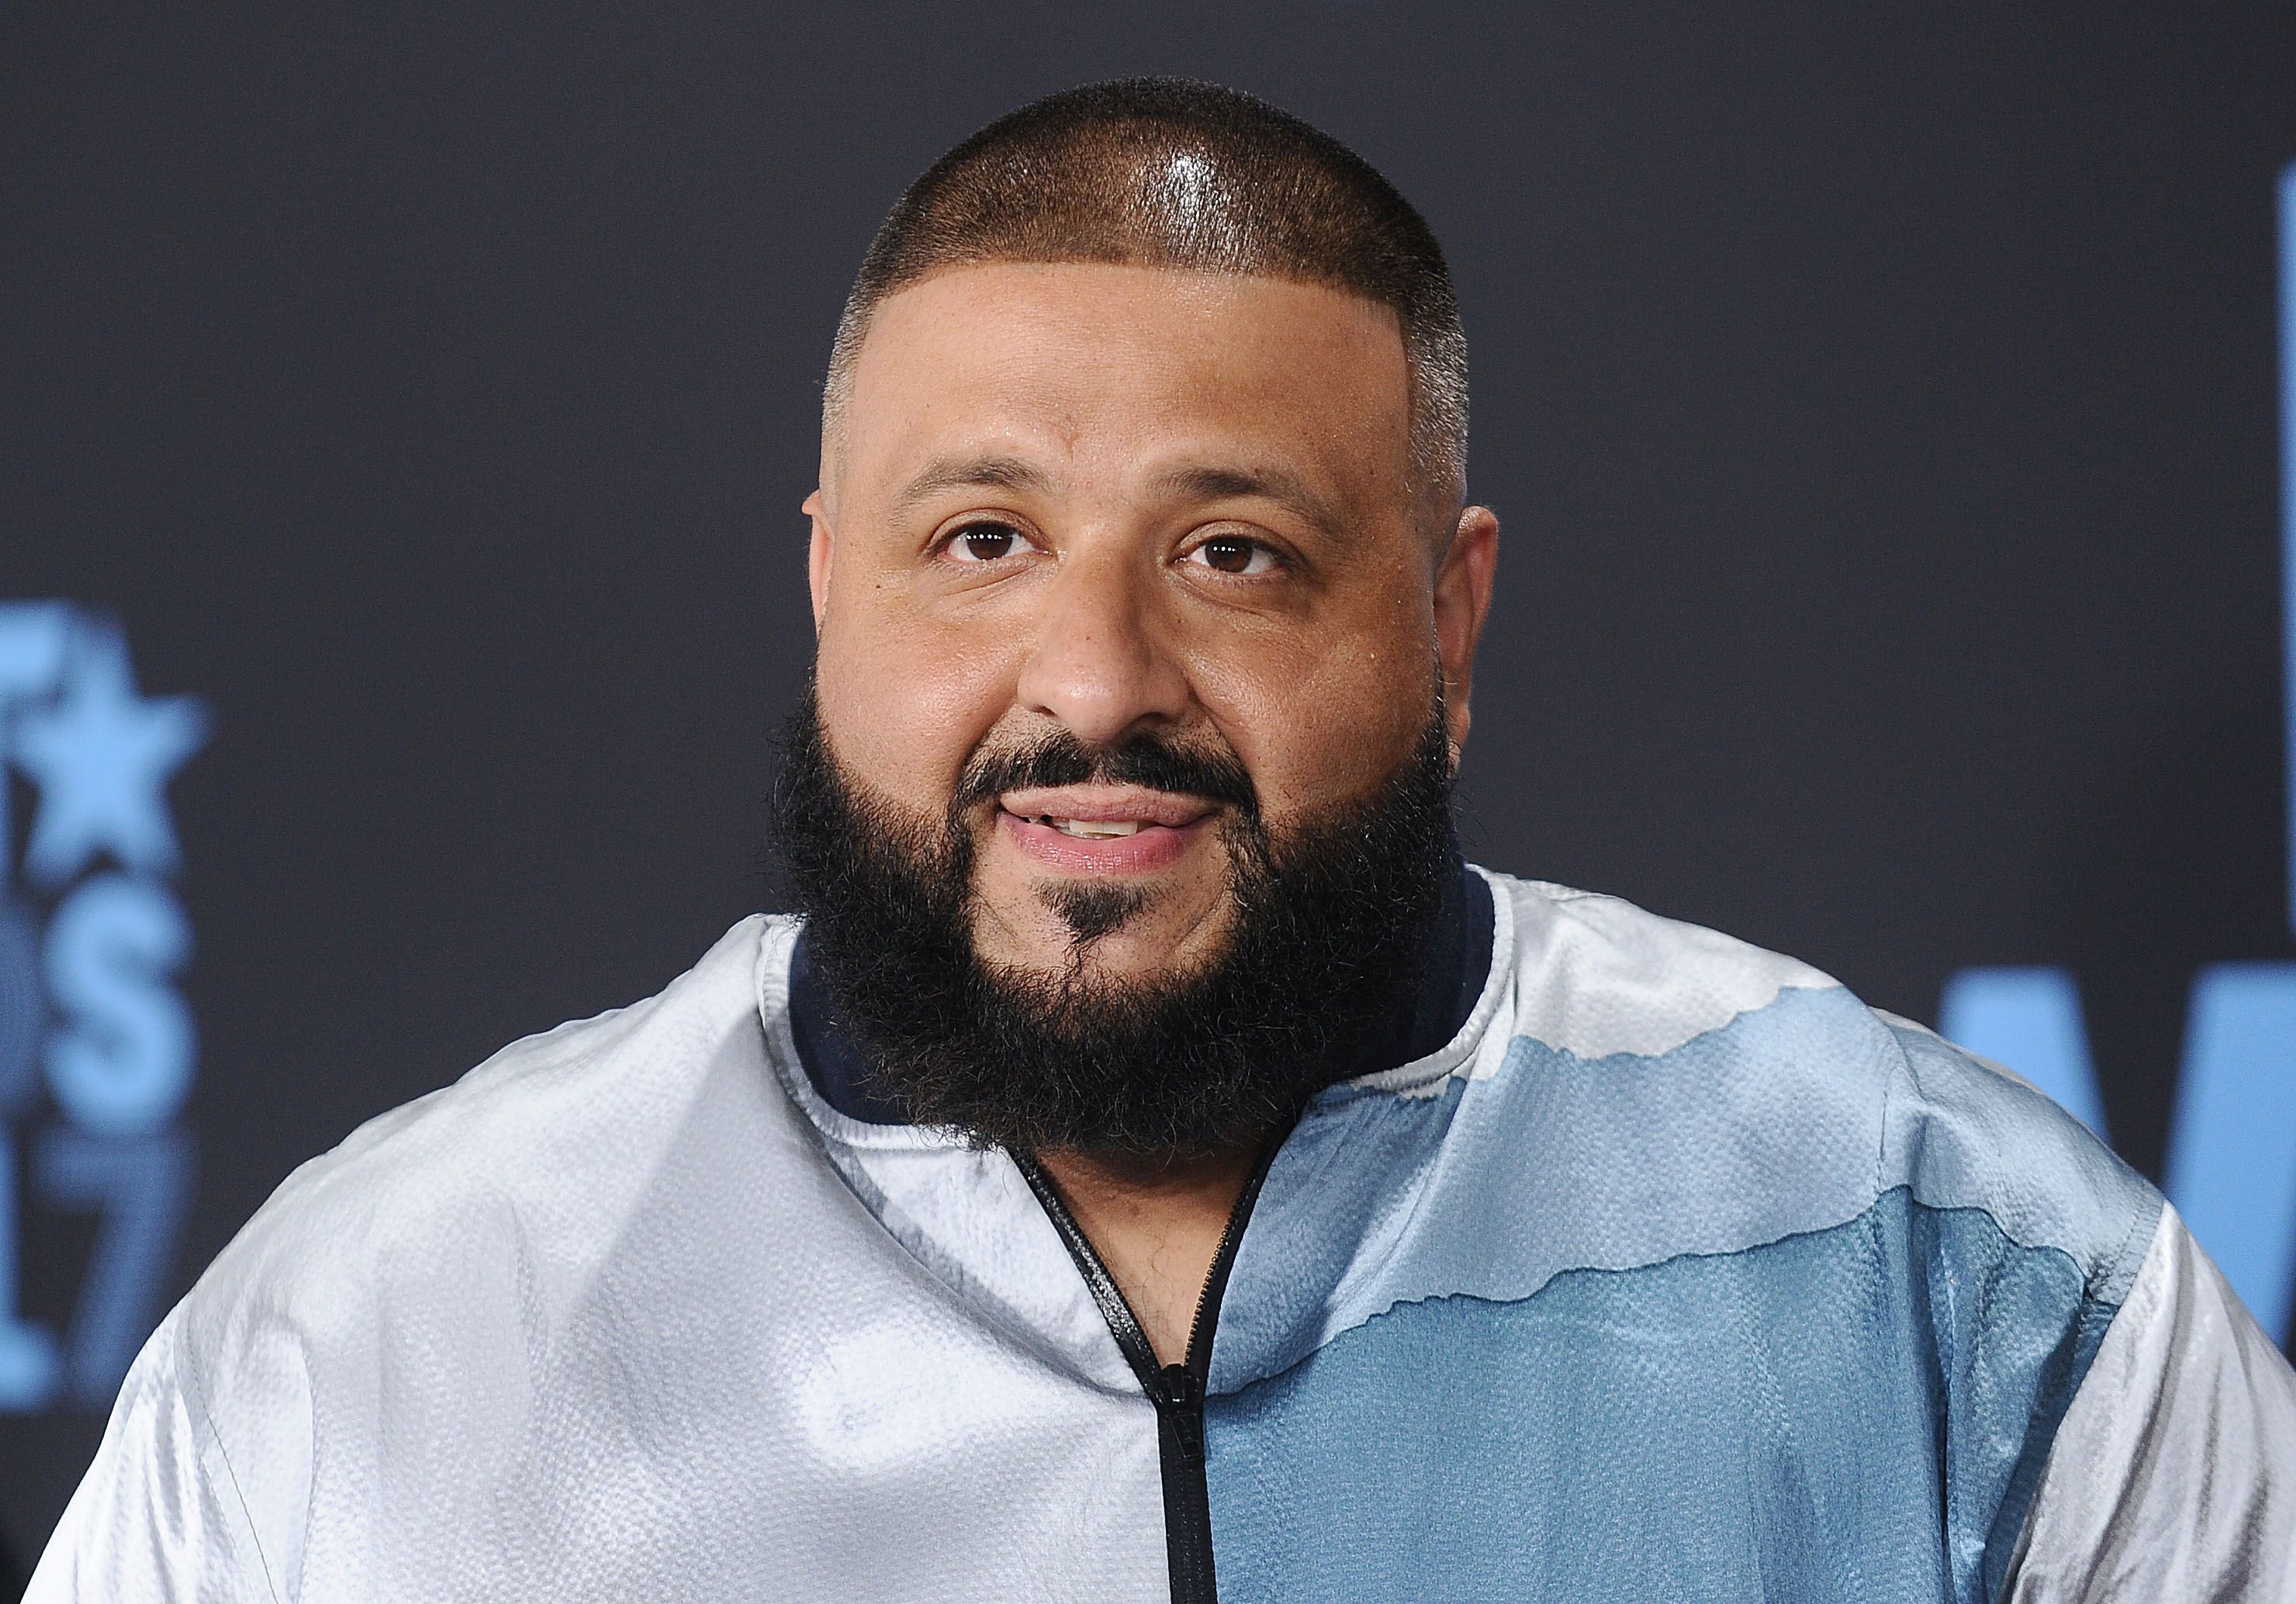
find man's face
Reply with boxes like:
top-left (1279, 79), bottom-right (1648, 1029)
top-left (807, 261), bottom-right (1496, 986)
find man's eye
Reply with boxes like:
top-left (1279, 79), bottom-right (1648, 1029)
top-left (1184, 535), bottom-right (1279, 576)
top-left (942, 522), bottom-right (1031, 563)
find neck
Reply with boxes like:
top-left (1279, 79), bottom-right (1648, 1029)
top-left (1029, 1144), bottom-right (1263, 1367)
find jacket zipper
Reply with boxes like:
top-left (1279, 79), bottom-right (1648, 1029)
top-left (1015, 1134), bottom-right (1286, 1604)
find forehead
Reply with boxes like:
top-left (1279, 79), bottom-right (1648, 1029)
top-left (833, 262), bottom-right (1413, 506)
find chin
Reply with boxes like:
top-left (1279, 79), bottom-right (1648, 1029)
top-left (1066, 927), bottom-right (1205, 981)
top-left (992, 894), bottom-right (1233, 984)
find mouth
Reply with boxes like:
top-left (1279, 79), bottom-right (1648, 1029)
top-left (993, 785), bottom-right (1215, 874)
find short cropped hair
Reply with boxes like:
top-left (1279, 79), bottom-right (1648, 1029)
top-left (825, 78), bottom-right (1468, 507)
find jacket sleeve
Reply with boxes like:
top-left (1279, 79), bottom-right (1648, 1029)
top-left (24, 1308), bottom-right (285, 1603)
top-left (2007, 1203), bottom-right (2296, 1602)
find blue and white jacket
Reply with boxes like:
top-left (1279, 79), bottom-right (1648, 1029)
top-left (29, 871), bottom-right (2296, 1601)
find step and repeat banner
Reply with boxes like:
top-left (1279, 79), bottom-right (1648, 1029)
top-left (5, 1), bottom-right (2295, 1570)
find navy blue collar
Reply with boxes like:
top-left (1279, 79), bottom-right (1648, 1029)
top-left (787, 859), bottom-right (1494, 1126)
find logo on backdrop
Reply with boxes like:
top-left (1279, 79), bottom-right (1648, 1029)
top-left (1938, 162), bottom-right (2296, 1344)
top-left (0, 603), bottom-right (202, 1411)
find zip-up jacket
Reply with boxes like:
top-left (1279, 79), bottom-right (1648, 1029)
top-left (28, 871), bottom-right (2296, 1601)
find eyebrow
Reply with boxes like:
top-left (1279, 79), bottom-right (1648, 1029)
top-left (888, 455), bottom-right (1054, 518)
top-left (1153, 463), bottom-right (1347, 539)
top-left (885, 453), bottom-right (1349, 538)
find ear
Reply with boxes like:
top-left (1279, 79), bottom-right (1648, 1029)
top-left (803, 489), bottom-right (833, 633)
top-left (1434, 505), bottom-right (1500, 759)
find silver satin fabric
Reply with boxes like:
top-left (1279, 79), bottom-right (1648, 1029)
top-left (2009, 1204), bottom-right (2296, 1599)
top-left (29, 917), bottom-right (1169, 1602)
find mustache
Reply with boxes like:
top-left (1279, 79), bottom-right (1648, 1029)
top-left (949, 727), bottom-right (1260, 821)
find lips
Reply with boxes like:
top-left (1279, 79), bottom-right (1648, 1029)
top-left (993, 785), bottom-right (1215, 875)
top-left (995, 784), bottom-right (1212, 831)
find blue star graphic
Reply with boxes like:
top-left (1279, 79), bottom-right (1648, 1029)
top-left (13, 623), bottom-right (208, 887)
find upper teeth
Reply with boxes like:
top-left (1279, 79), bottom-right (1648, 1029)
top-left (1045, 818), bottom-right (1143, 838)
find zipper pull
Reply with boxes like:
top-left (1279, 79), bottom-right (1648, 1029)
top-left (1155, 1362), bottom-right (1203, 1409)
top-left (1156, 1364), bottom-right (1206, 1458)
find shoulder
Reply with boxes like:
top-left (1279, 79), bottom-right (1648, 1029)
top-left (175, 914), bottom-right (796, 1365)
top-left (1478, 871), bottom-right (2160, 1290)
top-left (35, 915), bottom-right (833, 1593)
top-left (2012, 1204), bottom-right (2296, 1599)
top-left (1493, 873), bottom-right (1836, 1060)
top-left (26, 1306), bottom-right (278, 1601)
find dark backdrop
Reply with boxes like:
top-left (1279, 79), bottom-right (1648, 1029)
top-left (5, 0), bottom-right (2294, 1565)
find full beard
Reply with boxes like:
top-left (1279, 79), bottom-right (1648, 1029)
top-left (769, 688), bottom-right (1459, 1163)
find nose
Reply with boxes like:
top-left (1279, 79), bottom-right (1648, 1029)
top-left (1013, 543), bottom-right (1191, 745)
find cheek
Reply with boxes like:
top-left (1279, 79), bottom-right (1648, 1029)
top-left (1190, 603), bottom-right (1439, 817)
top-left (814, 611), bottom-right (1015, 813)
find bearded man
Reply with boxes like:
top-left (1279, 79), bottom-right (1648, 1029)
top-left (30, 78), bottom-right (2296, 1603)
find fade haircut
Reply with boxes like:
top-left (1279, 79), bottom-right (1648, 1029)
top-left (824, 77), bottom-right (1469, 509)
